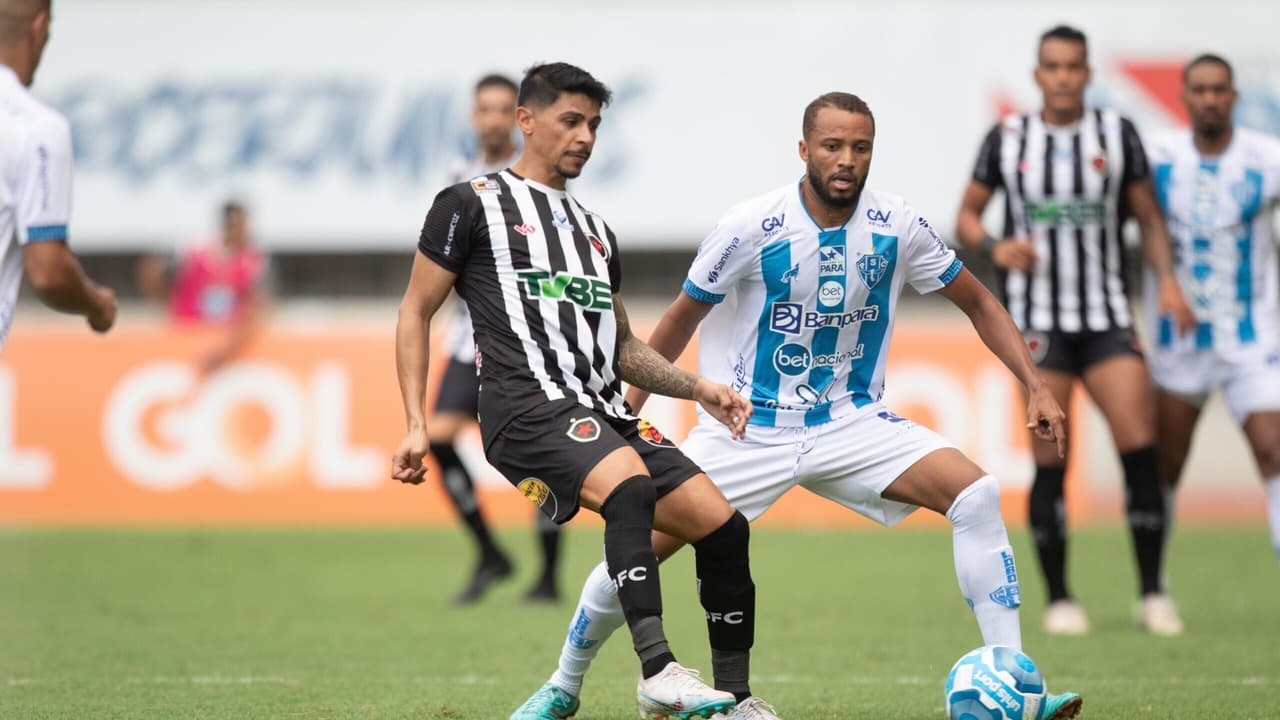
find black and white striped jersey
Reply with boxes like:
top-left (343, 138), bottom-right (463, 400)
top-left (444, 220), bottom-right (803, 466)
top-left (418, 170), bottom-right (632, 442)
top-left (972, 108), bottom-right (1150, 333)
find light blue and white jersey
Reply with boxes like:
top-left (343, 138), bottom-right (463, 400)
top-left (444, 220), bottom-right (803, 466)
top-left (1147, 127), bottom-right (1280, 355)
top-left (683, 182), bottom-right (962, 428)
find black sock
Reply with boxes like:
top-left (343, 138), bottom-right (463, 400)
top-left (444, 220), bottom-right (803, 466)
top-left (1121, 446), bottom-right (1167, 597)
top-left (1029, 465), bottom-right (1070, 602)
top-left (694, 511), bottom-right (755, 699)
top-left (600, 476), bottom-right (672, 679)
top-left (536, 510), bottom-right (561, 587)
top-left (431, 442), bottom-right (502, 562)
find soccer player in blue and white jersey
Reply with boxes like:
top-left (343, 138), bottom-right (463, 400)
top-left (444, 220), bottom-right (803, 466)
top-left (511, 93), bottom-right (1082, 720)
top-left (1146, 54), bottom-right (1280, 560)
top-left (1, 0), bottom-right (116, 351)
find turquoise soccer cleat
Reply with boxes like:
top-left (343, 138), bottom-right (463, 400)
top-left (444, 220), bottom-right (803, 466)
top-left (1042, 690), bottom-right (1083, 719)
top-left (509, 682), bottom-right (580, 720)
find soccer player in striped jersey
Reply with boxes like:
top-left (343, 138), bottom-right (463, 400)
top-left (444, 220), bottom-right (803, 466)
top-left (394, 62), bottom-right (758, 720)
top-left (1146, 54), bottom-right (1280, 560)
top-left (512, 92), bottom-right (1082, 720)
top-left (1, 0), bottom-right (116, 351)
top-left (427, 74), bottom-right (564, 606)
top-left (956, 24), bottom-right (1196, 636)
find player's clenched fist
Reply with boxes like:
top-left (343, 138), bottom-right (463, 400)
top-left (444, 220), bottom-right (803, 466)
top-left (693, 377), bottom-right (752, 440)
top-left (391, 427), bottom-right (430, 484)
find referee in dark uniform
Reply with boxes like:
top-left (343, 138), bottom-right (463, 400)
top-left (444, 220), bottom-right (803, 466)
top-left (955, 25), bottom-right (1196, 636)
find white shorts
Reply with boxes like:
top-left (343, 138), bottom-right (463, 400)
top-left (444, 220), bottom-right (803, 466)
top-left (681, 402), bottom-right (954, 527)
top-left (1149, 345), bottom-right (1280, 424)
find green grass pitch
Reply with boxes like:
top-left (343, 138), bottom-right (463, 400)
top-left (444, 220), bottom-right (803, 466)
top-left (2, 525), bottom-right (1277, 719)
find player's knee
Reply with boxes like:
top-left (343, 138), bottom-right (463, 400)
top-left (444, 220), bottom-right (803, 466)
top-left (947, 475), bottom-right (1004, 528)
top-left (600, 475), bottom-right (657, 531)
top-left (693, 510), bottom-right (751, 573)
top-left (1252, 439), bottom-right (1280, 477)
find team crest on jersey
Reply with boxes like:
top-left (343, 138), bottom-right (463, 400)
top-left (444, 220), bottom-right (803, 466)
top-left (636, 419), bottom-right (672, 447)
top-left (1091, 153), bottom-right (1109, 176)
top-left (856, 253), bottom-right (889, 289)
top-left (587, 234), bottom-right (610, 262)
top-left (470, 177), bottom-right (501, 195)
top-left (566, 417), bottom-right (601, 443)
top-left (1232, 178), bottom-right (1262, 216)
top-left (1024, 331), bottom-right (1049, 364)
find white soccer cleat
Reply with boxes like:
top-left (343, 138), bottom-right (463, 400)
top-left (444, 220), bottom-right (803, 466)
top-left (1043, 599), bottom-right (1090, 636)
top-left (710, 696), bottom-right (783, 719)
top-left (636, 662), bottom-right (736, 719)
top-left (1137, 593), bottom-right (1184, 636)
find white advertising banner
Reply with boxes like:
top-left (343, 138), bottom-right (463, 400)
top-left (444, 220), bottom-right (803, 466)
top-left (30, 0), bottom-right (1280, 251)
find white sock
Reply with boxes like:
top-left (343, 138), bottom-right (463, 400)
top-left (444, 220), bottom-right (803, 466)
top-left (548, 560), bottom-right (626, 696)
top-left (1266, 476), bottom-right (1280, 557)
top-left (947, 475), bottom-right (1023, 651)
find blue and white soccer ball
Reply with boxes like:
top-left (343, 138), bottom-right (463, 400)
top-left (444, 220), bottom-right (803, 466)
top-left (944, 646), bottom-right (1046, 720)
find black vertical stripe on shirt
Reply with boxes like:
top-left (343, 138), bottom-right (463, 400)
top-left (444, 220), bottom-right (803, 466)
top-left (1095, 109), bottom-right (1118, 327)
top-left (492, 173), bottom-right (566, 395)
top-left (1012, 114), bottom-right (1031, 330)
top-left (1043, 131), bottom-right (1060, 329)
top-left (1071, 131), bottom-right (1087, 328)
top-left (564, 198), bottom-right (616, 403)
top-left (530, 190), bottom-right (593, 393)
top-left (581, 212), bottom-right (625, 387)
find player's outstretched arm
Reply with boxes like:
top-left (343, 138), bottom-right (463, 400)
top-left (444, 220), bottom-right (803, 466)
top-left (613, 294), bottom-right (749, 438)
top-left (22, 241), bottom-right (116, 333)
top-left (1128, 179), bottom-right (1196, 335)
top-left (937, 268), bottom-right (1066, 458)
top-left (392, 253), bottom-right (456, 484)
top-left (622, 291), bottom-right (715, 413)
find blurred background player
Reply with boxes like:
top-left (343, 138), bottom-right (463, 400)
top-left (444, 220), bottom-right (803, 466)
top-left (1146, 54), bottom-right (1280, 559)
top-left (955, 24), bottom-right (1196, 636)
top-left (431, 73), bottom-right (564, 605)
top-left (136, 200), bottom-right (270, 372)
top-left (1, 0), bottom-right (116, 350)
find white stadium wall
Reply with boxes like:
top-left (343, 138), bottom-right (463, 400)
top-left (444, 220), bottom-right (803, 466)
top-left (34, 0), bottom-right (1280, 251)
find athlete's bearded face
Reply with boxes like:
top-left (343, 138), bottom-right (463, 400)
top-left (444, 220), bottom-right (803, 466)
top-left (1035, 38), bottom-right (1090, 119)
top-left (1183, 62), bottom-right (1236, 139)
top-left (472, 85), bottom-right (517, 158)
top-left (517, 92), bottom-right (601, 181)
top-left (800, 108), bottom-right (873, 209)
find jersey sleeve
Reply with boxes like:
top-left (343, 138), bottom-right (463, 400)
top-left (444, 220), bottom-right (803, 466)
top-left (1120, 118), bottom-right (1151, 185)
top-left (417, 185), bottom-right (478, 273)
top-left (682, 215), bottom-right (752, 304)
top-left (15, 116), bottom-right (74, 245)
top-left (903, 208), bottom-right (963, 294)
top-left (970, 123), bottom-right (1004, 189)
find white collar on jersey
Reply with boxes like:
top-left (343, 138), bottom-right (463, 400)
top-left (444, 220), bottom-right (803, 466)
top-left (505, 169), bottom-right (568, 198)
top-left (0, 64), bottom-right (20, 88)
top-left (795, 178), bottom-right (860, 233)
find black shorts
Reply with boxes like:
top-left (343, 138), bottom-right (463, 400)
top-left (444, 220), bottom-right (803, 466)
top-left (433, 358), bottom-right (480, 416)
top-left (1023, 327), bottom-right (1144, 376)
top-left (485, 398), bottom-right (702, 524)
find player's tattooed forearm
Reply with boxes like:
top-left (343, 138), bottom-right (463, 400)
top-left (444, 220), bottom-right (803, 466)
top-left (618, 335), bottom-right (699, 400)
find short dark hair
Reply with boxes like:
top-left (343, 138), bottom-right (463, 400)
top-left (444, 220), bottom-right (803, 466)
top-left (518, 62), bottom-right (612, 110)
top-left (475, 73), bottom-right (517, 96)
top-left (221, 200), bottom-right (247, 227)
top-left (1183, 53), bottom-right (1234, 84)
top-left (1039, 24), bottom-right (1088, 60)
top-left (802, 92), bottom-right (875, 139)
